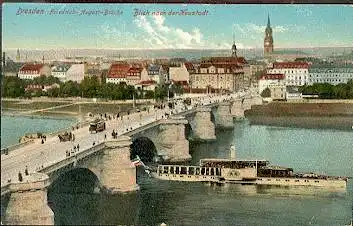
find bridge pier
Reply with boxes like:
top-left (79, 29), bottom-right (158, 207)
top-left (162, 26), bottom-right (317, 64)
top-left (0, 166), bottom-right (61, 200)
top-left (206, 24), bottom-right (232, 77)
top-left (157, 116), bottom-right (191, 162)
top-left (231, 100), bottom-right (245, 120)
top-left (190, 107), bottom-right (216, 141)
top-left (214, 102), bottom-right (234, 128)
top-left (100, 137), bottom-right (139, 194)
top-left (4, 173), bottom-right (54, 225)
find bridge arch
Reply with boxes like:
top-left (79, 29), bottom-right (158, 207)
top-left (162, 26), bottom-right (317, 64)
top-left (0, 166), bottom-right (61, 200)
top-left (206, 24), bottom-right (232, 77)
top-left (130, 137), bottom-right (157, 163)
top-left (48, 167), bottom-right (100, 195)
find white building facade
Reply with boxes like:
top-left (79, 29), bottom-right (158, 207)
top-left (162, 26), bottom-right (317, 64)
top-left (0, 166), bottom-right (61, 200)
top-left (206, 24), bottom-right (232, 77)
top-left (308, 66), bottom-right (353, 85)
top-left (267, 62), bottom-right (309, 86)
top-left (258, 73), bottom-right (285, 94)
top-left (18, 64), bottom-right (51, 80)
top-left (51, 64), bottom-right (71, 82)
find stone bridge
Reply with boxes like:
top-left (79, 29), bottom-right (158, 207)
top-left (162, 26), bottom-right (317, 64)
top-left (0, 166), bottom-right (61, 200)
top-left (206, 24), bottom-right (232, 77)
top-left (1, 93), bottom-right (262, 225)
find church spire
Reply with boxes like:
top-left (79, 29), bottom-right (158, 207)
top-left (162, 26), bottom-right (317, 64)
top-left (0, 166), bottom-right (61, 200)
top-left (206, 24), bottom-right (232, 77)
top-left (16, 48), bottom-right (21, 61)
top-left (267, 13), bottom-right (271, 28)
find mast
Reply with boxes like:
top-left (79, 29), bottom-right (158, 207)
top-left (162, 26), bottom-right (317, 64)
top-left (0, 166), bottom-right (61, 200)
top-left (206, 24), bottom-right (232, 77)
top-left (230, 145), bottom-right (236, 160)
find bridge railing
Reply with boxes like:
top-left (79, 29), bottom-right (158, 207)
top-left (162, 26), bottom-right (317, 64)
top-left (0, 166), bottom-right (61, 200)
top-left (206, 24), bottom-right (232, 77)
top-left (1, 140), bottom-right (35, 155)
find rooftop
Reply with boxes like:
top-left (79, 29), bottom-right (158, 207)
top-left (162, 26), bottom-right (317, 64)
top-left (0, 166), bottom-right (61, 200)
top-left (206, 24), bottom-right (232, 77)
top-left (272, 62), bottom-right (310, 69)
top-left (19, 63), bottom-right (46, 72)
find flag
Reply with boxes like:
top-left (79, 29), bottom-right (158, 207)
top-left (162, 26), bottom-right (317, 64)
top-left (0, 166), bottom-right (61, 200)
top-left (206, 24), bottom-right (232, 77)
top-left (131, 155), bottom-right (145, 167)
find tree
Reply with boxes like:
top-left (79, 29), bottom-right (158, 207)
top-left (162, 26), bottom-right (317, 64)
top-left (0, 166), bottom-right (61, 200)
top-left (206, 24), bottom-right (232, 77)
top-left (261, 87), bottom-right (271, 97)
top-left (60, 81), bottom-right (79, 97)
top-left (80, 76), bottom-right (100, 98)
top-left (144, 90), bottom-right (154, 99)
top-left (2, 76), bottom-right (25, 97)
top-left (155, 84), bottom-right (168, 100)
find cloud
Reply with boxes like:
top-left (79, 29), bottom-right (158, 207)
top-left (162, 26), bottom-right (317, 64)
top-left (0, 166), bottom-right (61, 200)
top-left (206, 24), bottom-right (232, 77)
top-left (133, 15), bottom-right (236, 49)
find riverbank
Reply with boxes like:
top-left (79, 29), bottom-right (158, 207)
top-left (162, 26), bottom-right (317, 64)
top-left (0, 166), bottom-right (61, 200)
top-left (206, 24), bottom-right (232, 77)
top-left (246, 116), bottom-right (353, 130)
top-left (1, 100), bottom-right (151, 118)
top-left (245, 102), bottom-right (353, 130)
top-left (246, 102), bottom-right (353, 117)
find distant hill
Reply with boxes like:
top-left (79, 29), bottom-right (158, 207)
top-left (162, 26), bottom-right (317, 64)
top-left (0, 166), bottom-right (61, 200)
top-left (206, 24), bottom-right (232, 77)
top-left (3, 47), bottom-right (353, 62)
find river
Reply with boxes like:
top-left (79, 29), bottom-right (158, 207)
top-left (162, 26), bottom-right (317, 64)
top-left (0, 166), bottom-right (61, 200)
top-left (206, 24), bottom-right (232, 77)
top-left (1, 117), bottom-right (352, 225)
top-left (0, 115), bottom-right (76, 149)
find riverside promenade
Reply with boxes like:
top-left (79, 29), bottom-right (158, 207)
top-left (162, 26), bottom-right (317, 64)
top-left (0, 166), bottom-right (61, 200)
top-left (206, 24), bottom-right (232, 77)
top-left (1, 93), bottom-right (243, 194)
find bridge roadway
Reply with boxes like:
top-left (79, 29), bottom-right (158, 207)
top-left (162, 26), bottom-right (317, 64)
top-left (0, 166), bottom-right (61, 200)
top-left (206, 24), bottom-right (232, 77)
top-left (1, 94), bottom-right (237, 195)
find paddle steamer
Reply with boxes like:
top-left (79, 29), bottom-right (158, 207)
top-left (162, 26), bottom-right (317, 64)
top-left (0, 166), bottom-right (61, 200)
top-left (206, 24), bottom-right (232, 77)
top-left (151, 146), bottom-right (348, 189)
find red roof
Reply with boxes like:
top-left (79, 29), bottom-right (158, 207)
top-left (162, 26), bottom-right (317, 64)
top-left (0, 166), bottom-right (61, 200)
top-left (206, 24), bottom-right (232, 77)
top-left (202, 57), bottom-right (248, 65)
top-left (260, 73), bottom-right (285, 80)
top-left (108, 62), bottom-right (142, 78)
top-left (198, 63), bottom-right (243, 71)
top-left (273, 62), bottom-right (309, 69)
top-left (19, 64), bottom-right (44, 73)
top-left (128, 67), bottom-right (143, 74)
top-left (184, 62), bottom-right (195, 70)
top-left (108, 62), bottom-right (130, 78)
top-left (172, 80), bottom-right (189, 86)
top-left (138, 80), bottom-right (156, 85)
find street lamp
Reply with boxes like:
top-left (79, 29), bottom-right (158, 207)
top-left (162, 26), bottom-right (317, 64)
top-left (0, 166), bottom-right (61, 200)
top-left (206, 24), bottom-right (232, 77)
top-left (167, 82), bottom-right (173, 103)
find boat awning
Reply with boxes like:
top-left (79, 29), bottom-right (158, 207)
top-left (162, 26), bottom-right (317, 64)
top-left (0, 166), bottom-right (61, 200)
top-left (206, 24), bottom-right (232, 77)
top-left (200, 159), bottom-right (269, 168)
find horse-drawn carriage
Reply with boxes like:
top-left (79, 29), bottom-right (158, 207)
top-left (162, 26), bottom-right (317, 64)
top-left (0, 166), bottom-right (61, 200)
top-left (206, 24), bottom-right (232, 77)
top-left (58, 131), bottom-right (72, 142)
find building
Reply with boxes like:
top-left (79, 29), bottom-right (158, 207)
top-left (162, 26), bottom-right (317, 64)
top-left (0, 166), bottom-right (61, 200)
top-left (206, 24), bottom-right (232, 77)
top-left (258, 73), bottom-right (286, 100)
top-left (308, 63), bottom-right (353, 85)
top-left (264, 14), bottom-right (274, 57)
top-left (106, 62), bottom-right (143, 86)
top-left (25, 83), bottom-right (60, 92)
top-left (51, 64), bottom-right (71, 82)
top-left (247, 60), bottom-right (267, 88)
top-left (140, 64), bottom-right (168, 85)
top-left (66, 64), bottom-right (85, 83)
top-left (18, 63), bottom-right (51, 80)
top-left (190, 43), bottom-right (248, 92)
top-left (85, 63), bottom-right (104, 83)
top-left (135, 80), bottom-right (157, 91)
top-left (286, 86), bottom-right (302, 100)
top-left (267, 62), bottom-right (310, 86)
top-left (169, 61), bottom-right (194, 84)
top-left (3, 57), bottom-right (23, 77)
top-left (190, 63), bottom-right (243, 92)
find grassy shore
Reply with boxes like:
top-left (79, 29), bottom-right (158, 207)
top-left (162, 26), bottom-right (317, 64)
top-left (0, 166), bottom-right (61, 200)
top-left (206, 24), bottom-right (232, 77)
top-left (2, 100), bottom-right (71, 111)
top-left (1, 100), bottom-right (149, 118)
top-left (245, 102), bottom-right (353, 130)
top-left (246, 116), bottom-right (353, 130)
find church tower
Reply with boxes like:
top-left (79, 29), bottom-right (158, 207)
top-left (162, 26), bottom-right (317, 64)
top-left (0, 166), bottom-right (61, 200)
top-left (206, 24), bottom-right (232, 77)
top-left (16, 48), bottom-right (21, 61)
top-left (264, 14), bottom-right (274, 56)
top-left (231, 33), bottom-right (237, 58)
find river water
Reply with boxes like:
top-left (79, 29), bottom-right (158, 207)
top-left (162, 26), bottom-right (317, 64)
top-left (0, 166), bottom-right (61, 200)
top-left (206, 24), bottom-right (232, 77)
top-left (0, 115), bottom-right (76, 149)
top-left (1, 117), bottom-right (352, 225)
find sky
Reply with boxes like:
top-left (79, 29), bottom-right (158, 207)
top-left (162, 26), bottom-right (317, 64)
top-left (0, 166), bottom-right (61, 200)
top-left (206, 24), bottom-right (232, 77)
top-left (2, 3), bottom-right (353, 50)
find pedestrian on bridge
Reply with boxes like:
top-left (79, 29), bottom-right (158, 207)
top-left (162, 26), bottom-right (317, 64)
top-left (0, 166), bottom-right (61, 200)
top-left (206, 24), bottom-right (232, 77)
top-left (77, 144), bottom-right (80, 151)
top-left (104, 134), bottom-right (107, 140)
top-left (41, 139), bottom-right (44, 144)
top-left (25, 166), bottom-right (29, 176)
top-left (18, 172), bottom-right (23, 182)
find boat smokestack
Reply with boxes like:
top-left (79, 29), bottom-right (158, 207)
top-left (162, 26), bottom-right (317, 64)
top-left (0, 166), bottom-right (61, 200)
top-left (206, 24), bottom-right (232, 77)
top-left (230, 145), bottom-right (236, 160)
